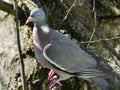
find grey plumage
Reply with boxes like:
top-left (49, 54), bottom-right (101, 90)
top-left (26, 8), bottom-right (113, 90)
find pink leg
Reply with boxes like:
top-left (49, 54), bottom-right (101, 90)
top-left (48, 69), bottom-right (62, 90)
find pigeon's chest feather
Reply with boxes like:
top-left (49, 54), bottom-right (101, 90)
top-left (33, 26), bottom-right (50, 51)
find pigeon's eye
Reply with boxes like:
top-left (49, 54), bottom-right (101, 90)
top-left (37, 14), bottom-right (40, 16)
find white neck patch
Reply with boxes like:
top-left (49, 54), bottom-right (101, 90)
top-left (40, 25), bottom-right (50, 34)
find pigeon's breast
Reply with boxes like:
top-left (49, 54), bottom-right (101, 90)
top-left (33, 26), bottom-right (49, 50)
top-left (33, 26), bottom-right (52, 66)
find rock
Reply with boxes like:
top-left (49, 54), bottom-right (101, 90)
top-left (0, 10), bottom-right (46, 90)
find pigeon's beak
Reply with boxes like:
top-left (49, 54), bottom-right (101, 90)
top-left (26, 17), bottom-right (32, 24)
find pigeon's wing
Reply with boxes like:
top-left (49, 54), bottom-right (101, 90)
top-left (43, 35), bottom-right (105, 77)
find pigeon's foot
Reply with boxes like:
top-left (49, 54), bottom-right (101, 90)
top-left (48, 70), bottom-right (62, 90)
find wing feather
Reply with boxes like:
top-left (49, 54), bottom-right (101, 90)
top-left (43, 35), bottom-right (97, 73)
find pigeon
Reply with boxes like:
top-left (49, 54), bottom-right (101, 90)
top-left (26, 8), bottom-right (113, 90)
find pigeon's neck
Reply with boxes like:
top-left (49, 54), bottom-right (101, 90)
top-left (34, 23), bottom-right (50, 34)
top-left (40, 25), bottom-right (50, 34)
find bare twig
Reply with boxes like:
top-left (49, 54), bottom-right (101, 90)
top-left (14, 0), bottom-right (27, 90)
top-left (87, 0), bottom-right (96, 48)
top-left (63, 0), bottom-right (77, 21)
top-left (79, 36), bottom-right (120, 44)
top-left (57, 0), bottom-right (77, 29)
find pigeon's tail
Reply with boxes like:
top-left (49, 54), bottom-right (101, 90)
top-left (91, 77), bottom-right (113, 90)
top-left (74, 69), bottom-right (113, 90)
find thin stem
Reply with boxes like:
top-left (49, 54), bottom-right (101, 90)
top-left (57, 0), bottom-right (77, 29)
top-left (13, 0), bottom-right (27, 90)
top-left (87, 0), bottom-right (96, 48)
top-left (78, 36), bottom-right (120, 44)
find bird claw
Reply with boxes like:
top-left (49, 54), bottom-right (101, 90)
top-left (48, 70), bottom-right (62, 90)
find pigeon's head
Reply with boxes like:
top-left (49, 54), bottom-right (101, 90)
top-left (26, 8), bottom-right (47, 26)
